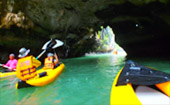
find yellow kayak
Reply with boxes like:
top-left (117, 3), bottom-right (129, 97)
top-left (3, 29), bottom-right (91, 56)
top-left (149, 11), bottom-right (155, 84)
top-left (110, 60), bottom-right (170, 105)
top-left (0, 71), bottom-right (16, 78)
top-left (16, 63), bottom-right (65, 89)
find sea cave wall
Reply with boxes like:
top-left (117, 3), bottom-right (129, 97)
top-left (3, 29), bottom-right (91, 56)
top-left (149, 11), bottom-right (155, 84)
top-left (0, 0), bottom-right (170, 62)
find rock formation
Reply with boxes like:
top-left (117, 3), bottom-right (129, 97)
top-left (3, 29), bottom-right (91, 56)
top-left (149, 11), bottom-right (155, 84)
top-left (0, 0), bottom-right (170, 62)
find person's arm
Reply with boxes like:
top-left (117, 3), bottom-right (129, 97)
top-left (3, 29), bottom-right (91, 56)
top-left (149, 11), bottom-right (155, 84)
top-left (54, 53), bottom-right (59, 64)
top-left (4, 60), bottom-right (10, 67)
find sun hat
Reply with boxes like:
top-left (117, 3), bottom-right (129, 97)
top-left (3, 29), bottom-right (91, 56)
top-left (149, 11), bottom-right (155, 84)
top-left (18, 47), bottom-right (30, 58)
top-left (47, 53), bottom-right (54, 57)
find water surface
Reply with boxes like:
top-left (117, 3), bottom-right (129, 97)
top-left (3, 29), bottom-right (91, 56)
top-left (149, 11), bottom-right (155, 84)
top-left (0, 54), bottom-right (169, 105)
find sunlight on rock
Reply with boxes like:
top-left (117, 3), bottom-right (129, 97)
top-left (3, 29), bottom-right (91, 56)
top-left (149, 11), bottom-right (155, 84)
top-left (0, 11), bottom-right (33, 29)
top-left (86, 26), bottom-right (127, 57)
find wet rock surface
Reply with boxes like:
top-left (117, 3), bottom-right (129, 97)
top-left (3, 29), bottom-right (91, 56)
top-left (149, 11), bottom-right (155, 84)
top-left (0, 0), bottom-right (170, 62)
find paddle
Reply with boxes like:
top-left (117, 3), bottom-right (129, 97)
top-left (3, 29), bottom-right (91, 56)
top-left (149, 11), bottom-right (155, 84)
top-left (36, 39), bottom-right (64, 59)
top-left (0, 63), bottom-right (16, 71)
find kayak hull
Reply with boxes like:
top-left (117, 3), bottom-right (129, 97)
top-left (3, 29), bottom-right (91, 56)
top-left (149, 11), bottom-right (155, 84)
top-left (110, 68), bottom-right (141, 105)
top-left (0, 71), bottom-right (16, 78)
top-left (110, 61), bottom-right (170, 105)
top-left (16, 63), bottom-right (65, 89)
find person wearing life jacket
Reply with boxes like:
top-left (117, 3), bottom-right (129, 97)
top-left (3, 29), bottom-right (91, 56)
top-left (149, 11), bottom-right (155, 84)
top-left (2, 53), bottom-right (17, 71)
top-left (43, 52), bottom-right (60, 69)
top-left (16, 48), bottom-right (41, 81)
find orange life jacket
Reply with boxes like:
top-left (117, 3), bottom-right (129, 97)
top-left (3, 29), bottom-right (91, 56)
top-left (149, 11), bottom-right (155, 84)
top-left (16, 56), bottom-right (37, 81)
top-left (43, 57), bottom-right (54, 69)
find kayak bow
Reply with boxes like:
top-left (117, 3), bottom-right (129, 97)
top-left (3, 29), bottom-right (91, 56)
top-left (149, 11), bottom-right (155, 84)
top-left (110, 60), bottom-right (170, 105)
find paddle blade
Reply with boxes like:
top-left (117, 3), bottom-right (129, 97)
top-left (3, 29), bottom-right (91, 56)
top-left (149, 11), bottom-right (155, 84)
top-left (52, 39), bottom-right (64, 49)
top-left (42, 39), bottom-right (64, 50)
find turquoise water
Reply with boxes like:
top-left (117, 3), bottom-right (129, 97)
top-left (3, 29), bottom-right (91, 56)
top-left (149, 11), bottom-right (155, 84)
top-left (0, 54), bottom-right (170, 105)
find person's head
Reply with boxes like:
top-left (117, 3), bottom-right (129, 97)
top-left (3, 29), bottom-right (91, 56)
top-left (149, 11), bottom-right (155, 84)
top-left (47, 53), bottom-right (54, 58)
top-left (9, 53), bottom-right (15, 60)
top-left (18, 47), bottom-right (30, 58)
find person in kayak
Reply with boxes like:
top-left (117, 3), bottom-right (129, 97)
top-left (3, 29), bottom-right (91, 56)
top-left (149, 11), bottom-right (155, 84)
top-left (43, 52), bottom-right (60, 69)
top-left (2, 53), bottom-right (17, 71)
top-left (16, 48), bottom-right (41, 81)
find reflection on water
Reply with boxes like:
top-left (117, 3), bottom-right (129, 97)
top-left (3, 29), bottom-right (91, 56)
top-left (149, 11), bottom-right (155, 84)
top-left (0, 55), bottom-right (169, 105)
top-left (15, 87), bottom-right (61, 105)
